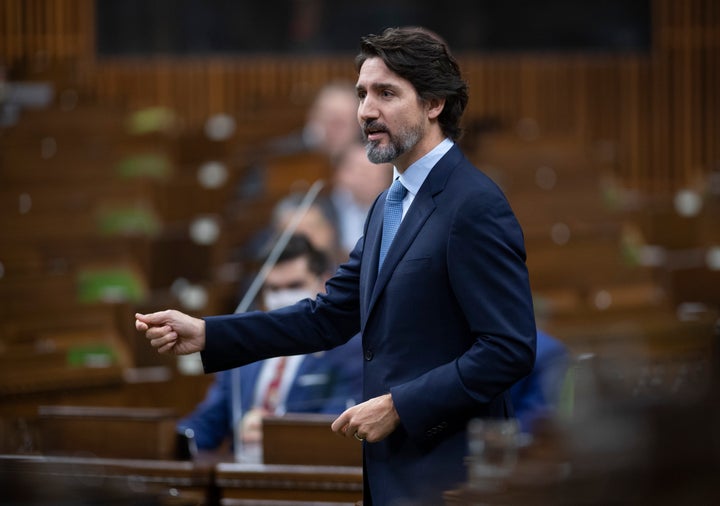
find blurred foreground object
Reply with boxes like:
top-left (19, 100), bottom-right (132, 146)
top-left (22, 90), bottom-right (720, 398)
top-left (449, 314), bottom-right (720, 505)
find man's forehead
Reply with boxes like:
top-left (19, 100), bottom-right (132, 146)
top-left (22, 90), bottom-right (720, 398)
top-left (356, 58), bottom-right (410, 91)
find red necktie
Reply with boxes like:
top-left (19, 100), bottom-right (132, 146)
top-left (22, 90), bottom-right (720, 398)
top-left (262, 357), bottom-right (288, 412)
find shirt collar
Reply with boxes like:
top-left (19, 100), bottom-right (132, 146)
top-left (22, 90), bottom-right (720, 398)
top-left (394, 138), bottom-right (454, 196)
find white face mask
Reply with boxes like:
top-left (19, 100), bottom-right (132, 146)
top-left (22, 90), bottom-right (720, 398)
top-left (263, 288), bottom-right (316, 311)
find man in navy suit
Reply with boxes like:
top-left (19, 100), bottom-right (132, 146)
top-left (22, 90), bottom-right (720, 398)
top-left (176, 234), bottom-right (362, 458)
top-left (137, 26), bottom-right (536, 505)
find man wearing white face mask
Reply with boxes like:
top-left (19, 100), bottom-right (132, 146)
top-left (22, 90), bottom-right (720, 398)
top-left (176, 234), bottom-right (363, 456)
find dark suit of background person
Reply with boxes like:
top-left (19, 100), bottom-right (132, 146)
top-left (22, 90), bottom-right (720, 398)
top-left (176, 335), bottom-right (362, 452)
top-left (137, 27), bottom-right (536, 506)
top-left (511, 330), bottom-right (570, 435)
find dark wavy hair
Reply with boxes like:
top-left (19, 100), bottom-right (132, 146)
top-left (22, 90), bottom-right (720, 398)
top-left (355, 26), bottom-right (469, 141)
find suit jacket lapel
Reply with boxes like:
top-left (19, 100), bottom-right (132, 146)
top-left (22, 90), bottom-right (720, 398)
top-left (360, 198), bottom-right (384, 313)
top-left (370, 194), bottom-right (434, 302)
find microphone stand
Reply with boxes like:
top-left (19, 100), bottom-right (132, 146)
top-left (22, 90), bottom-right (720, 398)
top-left (230, 179), bottom-right (325, 462)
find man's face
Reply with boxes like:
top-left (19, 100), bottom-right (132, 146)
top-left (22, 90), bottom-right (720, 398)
top-left (262, 256), bottom-right (325, 310)
top-left (356, 57), bottom-right (428, 170)
top-left (306, 87), bottom-right (360, 159)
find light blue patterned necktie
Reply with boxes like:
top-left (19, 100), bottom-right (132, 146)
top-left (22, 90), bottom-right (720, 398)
top-left (379, 178), bottom-right (407, 269)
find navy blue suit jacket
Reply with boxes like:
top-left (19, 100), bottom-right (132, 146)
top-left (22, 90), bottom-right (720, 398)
top-left (202, 144), bottom-right (536, 505)
top-left (178, 333), bottom-right (362, 450)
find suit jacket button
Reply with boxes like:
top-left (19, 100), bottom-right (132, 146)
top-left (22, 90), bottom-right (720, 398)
top-left (364, 349), bottom-right (374, 361)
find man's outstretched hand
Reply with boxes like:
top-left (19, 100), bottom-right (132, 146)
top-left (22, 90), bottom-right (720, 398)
top-left (135, 310), bottom-right (206, 355)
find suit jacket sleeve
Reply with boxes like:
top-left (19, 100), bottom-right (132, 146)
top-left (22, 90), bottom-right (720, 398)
top-left (201, 242), bottom-right (364, 374)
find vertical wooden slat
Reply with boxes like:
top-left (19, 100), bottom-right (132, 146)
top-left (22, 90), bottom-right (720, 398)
top-left (46, 0), bottom-right (55, 58)
top-left (57, 0), bottom-right (66, 57)
top-left (691, 0), bottom-right (703, 185)
top-left (574, 57), bottom-right (588, 144)
top-left (1, 0), bottom-right (8, 63)
top-left (34, 0), bottom-right (42, 55)
top-left (83, 0), bottom-right (96, 63)
top-left (711, 0), bottom-right (720, 174)
top-left (23, 0), bottom-right (32, 56)
top-left (670, 0), bottom-right (679, 190)
top-left (681, 0), bottom-right (693, 186)
top-left (651, 0), bottom-right (667, 194)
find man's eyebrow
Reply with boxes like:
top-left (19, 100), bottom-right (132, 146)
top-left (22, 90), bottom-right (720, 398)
top-left (370, 82), bottom-right (398, 91)
top-left (356, 82), bottom-right (399, 93)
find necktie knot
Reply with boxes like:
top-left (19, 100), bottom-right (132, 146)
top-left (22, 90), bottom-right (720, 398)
top-left (387, 179), bottom-right (407, 202)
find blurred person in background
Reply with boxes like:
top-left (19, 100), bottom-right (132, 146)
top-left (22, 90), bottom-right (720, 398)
top-left (231, 188), bottom-right (343, 314)
top-left (268, 191), bottom-right (344, 266)
top-left (300, 80), bottom-right (362, 162)
top-left (510, 330), bottom-right (570, 435)
top-left (247, 81), bottom-right (373, 263)
top-left (177, 234), bottom-right (362, 459)
top-left (265, 79), bottom-right (361, 163)
top-left (331, 142), bottom-right (393, 255)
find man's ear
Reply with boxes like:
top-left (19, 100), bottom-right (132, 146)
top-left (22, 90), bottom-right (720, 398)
top-left (426, 97), bottom-right (446, 120)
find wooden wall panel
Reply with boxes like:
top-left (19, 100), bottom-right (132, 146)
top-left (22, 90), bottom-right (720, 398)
top-left (1, 0), bottom-right (718, 193)
top-left (0, 0), bottom-right (94, 64)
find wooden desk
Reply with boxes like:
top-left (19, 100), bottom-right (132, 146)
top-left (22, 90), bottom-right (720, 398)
top-left (214, 414), bottom-right (364, 503)
top-left (215, 463), bottom-right (363, 504)
top-left (36, 405), bottom-right (179, 460)
top-left (2, 409), bottom-right (366, 505)
top-left (0, 454), bottom-right (363, 505)
top-left (262, 414), bottom-right (362, 467)
top-left (0, 454), bottom-right (214, 505)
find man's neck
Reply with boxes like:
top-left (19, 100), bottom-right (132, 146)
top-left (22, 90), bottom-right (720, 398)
top-left (394, 129), bottom-right (446, 174)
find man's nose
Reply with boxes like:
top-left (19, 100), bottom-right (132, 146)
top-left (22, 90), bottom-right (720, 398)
top-left (358, 97), bottom-right (378, 122)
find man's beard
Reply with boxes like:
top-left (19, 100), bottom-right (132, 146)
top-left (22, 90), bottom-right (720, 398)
top-left (363, 120), bottom-right (424, 164)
